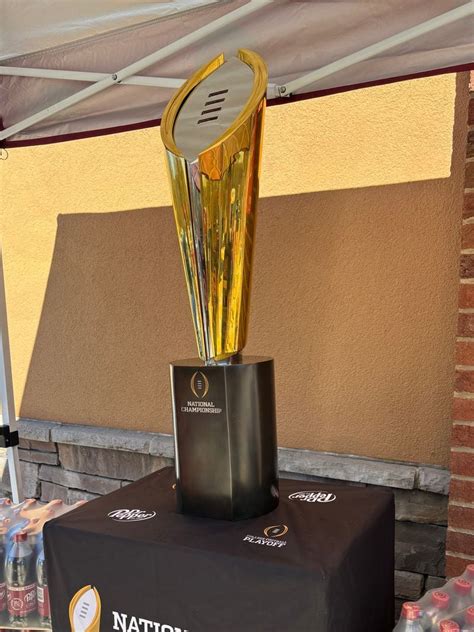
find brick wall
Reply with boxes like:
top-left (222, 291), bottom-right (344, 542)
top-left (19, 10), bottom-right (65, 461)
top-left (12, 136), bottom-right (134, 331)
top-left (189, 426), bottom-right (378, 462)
top-left (448, 75), bottom-right (474, 576)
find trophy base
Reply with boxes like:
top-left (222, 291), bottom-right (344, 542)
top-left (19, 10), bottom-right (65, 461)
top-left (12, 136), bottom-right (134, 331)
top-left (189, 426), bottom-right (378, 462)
top-left (170, 356), bottom-right (279, 521)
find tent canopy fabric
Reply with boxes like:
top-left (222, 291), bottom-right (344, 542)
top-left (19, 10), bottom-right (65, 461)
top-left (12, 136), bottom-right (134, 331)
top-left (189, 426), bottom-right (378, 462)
top-left (1, 0), bottom-right (473, 147)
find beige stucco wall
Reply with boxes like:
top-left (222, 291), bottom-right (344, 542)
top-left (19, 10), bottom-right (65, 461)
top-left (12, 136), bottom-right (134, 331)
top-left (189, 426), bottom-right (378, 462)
top-left (1, 73), bottom-right (468, 466)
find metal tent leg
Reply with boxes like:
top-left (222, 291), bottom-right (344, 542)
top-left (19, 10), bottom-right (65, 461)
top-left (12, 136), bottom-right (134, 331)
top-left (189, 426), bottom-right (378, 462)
top-left (0, 248), bottom-right (22, 503)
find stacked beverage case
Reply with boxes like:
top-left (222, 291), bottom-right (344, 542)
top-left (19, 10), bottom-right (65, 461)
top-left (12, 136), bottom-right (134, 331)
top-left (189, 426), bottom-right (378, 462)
top-left (395, 565), bottom-right (474, 631)
top-left (0, 497), bottom-right (87, 630)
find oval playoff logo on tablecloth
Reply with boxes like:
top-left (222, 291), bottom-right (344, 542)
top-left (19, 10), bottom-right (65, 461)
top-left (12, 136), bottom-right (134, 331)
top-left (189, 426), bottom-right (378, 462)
top-left (288, 491), bottom-right (337, 503)
top-left (263, 524), bottom-right (288, 538)
top-left (107, 509), bottom-right (157, 522)
top-left (243, 524), bottom-right (289, 548)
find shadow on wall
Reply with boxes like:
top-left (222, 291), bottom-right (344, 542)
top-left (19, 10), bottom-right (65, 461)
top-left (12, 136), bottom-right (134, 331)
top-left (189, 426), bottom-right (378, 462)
top-left (19, 171), bottom-right (464, 466)
top-left (20, 206), bottom-right (194, 429)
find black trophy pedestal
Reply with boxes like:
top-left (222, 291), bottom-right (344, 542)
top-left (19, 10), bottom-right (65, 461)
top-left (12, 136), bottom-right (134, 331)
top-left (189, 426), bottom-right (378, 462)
top-left (170, 356), bottom-right (279, 520)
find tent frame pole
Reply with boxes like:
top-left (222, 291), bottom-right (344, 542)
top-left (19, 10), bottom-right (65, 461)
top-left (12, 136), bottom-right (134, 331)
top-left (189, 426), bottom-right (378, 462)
top-left (0, 66), bottom-right (279, 98)
top-left (0, 249), bottom-right (22, 503)
top-left (0, 0), bottom-right (272, 142)
top-left (0, 66), bottom-right (185, 89)
top-left (280, 2), bottom-right (474, 97)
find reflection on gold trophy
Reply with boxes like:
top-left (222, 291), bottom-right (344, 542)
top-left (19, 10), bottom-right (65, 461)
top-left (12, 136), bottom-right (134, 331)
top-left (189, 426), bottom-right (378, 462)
top-left (69, 585), bottom-right (101, 632)
top-left (161, 49), bottom-right (266, 363)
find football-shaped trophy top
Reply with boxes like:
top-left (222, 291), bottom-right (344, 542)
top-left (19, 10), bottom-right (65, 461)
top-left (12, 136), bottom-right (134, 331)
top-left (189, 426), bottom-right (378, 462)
top-left (173, 56), bottom-right (257, 161)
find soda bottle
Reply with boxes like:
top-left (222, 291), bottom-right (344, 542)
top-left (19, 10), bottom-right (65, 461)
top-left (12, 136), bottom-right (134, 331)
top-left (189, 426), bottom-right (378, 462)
top-left (20, 500), bottom-right (61, 523)
top-left (461, 607), bottom-right (474, 632)
top-left (394, 603), bottom-right (424, 631)
top-left (0, 500), bottom-right (12, 524)
top-left (462, 565), bottom-right (474, 581)
top-left (419, 590), bottom-right (450, 628)
top-left (440, 621), bottom-right (461, 632)
top-left (0, 523), bottom-right (7, 626)
top-left (5, 519), bottom-right (36, 570)
top-left (54, 499), bottom-right (87, 519)
top-left (6, 532), bottom-right (36, 626)
top-left (461, 565), bottom-right (474, 598)
top-left (21, 509), bottom-right (54, 555)
top-left (36, 536), bottom-right (51, 628)
top-left (451, 579), bottom-right (473, 613)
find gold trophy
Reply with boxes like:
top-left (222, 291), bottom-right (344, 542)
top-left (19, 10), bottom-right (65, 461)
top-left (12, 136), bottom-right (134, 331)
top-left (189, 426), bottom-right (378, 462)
top-left (69, 585), bottom-right (101, 632)
top-left (161, 50), bottom-right (278, 520)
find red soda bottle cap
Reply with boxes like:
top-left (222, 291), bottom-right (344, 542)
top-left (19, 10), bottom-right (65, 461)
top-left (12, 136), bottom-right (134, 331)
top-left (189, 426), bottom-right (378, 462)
top-left (466, 564), bottom-right (474, 579)
top-left (466, 606), bottom-right (474, 625)
top-left (13, 531), bottom-right (27, 542)
top-left (439, 621), bottom-right (460, 632)
top-left (454, 578), bottom-right (471, 595)
top-left (431, 591), bottom-right (450, 609)
top-left (401, 603), bottom-right (420, 620)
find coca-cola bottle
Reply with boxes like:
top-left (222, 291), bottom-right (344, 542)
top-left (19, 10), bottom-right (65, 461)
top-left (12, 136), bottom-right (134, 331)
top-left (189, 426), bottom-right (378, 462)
top-left (419, 590), bottom-right (450, 628)
top-left (36, 537), bottom-right (51, 628)
top-left (6, 532), bottom-right (36, 626)
top-left (53, 500), bottom-right (87, 519)
top-left (394, 603), bottom-right (424, 631)
top-left (13, 499), bottom-right (37, 519)
top-left (450, 579), bottom-right (473, 613)
top-left (440, 621), bottom-right (461, 632)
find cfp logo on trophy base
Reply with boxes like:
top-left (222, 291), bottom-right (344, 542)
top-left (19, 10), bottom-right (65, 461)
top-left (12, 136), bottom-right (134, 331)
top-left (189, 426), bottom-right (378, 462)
top-left (289, 491), bottom-right (337, 503)
top-left (243, 524), bottom-right (289, 548)
top-left (190, 371), bottom-right (209, 399)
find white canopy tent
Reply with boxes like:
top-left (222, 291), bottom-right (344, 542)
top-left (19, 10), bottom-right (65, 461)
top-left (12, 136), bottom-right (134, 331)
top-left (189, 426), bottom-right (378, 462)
top-left (1, 0), bottom-right (473, 499)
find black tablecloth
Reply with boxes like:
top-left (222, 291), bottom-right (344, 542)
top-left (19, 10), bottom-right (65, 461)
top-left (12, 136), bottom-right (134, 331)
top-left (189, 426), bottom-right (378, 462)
top-left (45, 467), bottom-right (394, 631)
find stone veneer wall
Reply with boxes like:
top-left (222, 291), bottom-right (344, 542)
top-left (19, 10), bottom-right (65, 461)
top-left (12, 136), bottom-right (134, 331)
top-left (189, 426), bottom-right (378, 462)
top-left (2, 418), bottom-right (451, 616)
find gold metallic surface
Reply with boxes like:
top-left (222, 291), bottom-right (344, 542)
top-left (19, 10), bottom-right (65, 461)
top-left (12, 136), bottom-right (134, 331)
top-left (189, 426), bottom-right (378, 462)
top-left (161, 50), bottom-right (267, 363)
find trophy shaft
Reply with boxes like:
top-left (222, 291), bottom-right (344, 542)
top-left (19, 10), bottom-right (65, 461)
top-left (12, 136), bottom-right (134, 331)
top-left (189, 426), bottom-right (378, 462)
top-left (161, 50), bottom-right (267, 363)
